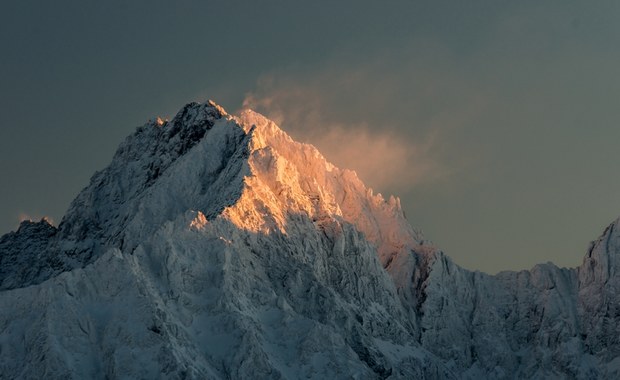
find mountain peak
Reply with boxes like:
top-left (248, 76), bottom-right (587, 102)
top-left (579, 217), bottom-right (620, 286)
top-left (4, 99), bottom-right (620, 378)
top-left (16, 217), bottom-right (55, 232)
top-left (169, 100), bottom-right (227, 131)
top-left (207, 99), bottom-right (227, 113)
top-left (12, 99), bottom-right (422, 289)
top-left (2, 98), bottom-right (424, 294)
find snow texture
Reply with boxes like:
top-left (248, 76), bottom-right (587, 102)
top-left (1, 100), bottom-right (619, 379)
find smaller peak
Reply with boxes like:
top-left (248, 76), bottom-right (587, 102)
top-left (22, 217), bottom-right (53, 225)
top-left (17, 219), bottom-right (36, 228)
top-left (147, 117), bottom-right (167, 127)
top-left (174, 100), bottom-right (228, 118)
top-left (16, 217), bottom-right (56, 235)
top-left (206, 99), bottom-right (228, 116)
top-left (40, 216), bottom-right (55, 226)
top-left (234, 109), bottom-right (295, 152)
top-left (238, 108), bottom-right (269, 122)
top-left (579, 217), bottom-right (620, 286)
top-left (170, 100), bottom-right (229, 131)
top-left (235, 108), bottom-right (281, 134)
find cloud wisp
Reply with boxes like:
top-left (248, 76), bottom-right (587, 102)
top-left (241, 71), bottom-right (449, 194)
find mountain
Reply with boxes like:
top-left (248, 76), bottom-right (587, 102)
top-left (1, 100), bottom-right (619, 379)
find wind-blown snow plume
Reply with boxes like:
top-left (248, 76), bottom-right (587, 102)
top-left (242, 75), bottom-right (446, 193)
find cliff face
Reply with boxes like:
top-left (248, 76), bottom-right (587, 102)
top-left (1, 100), bottom-right (618, 379)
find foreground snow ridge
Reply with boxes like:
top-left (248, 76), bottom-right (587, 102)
top-left (1, 100), bottom-right (619, 379)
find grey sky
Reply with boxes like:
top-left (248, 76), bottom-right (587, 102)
top-left (1, 1), bottom-right (619, 273)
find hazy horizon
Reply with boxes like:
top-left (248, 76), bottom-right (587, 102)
top-left (2, 1), bottom-right (619, 274)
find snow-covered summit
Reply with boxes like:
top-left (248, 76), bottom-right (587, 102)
top-left (25, 100), bottom-right (425, 291)
top-left (1, 100), bottom-right (620, 379)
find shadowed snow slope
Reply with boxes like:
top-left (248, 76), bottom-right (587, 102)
top-left (1, 100), bottom-right (620, 379)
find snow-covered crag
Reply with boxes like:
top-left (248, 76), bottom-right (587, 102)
top-left (1, 100), bottom-right (619, 379)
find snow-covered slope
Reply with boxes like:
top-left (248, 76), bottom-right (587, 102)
top-left (1, 100), bottom-right (619, 379)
